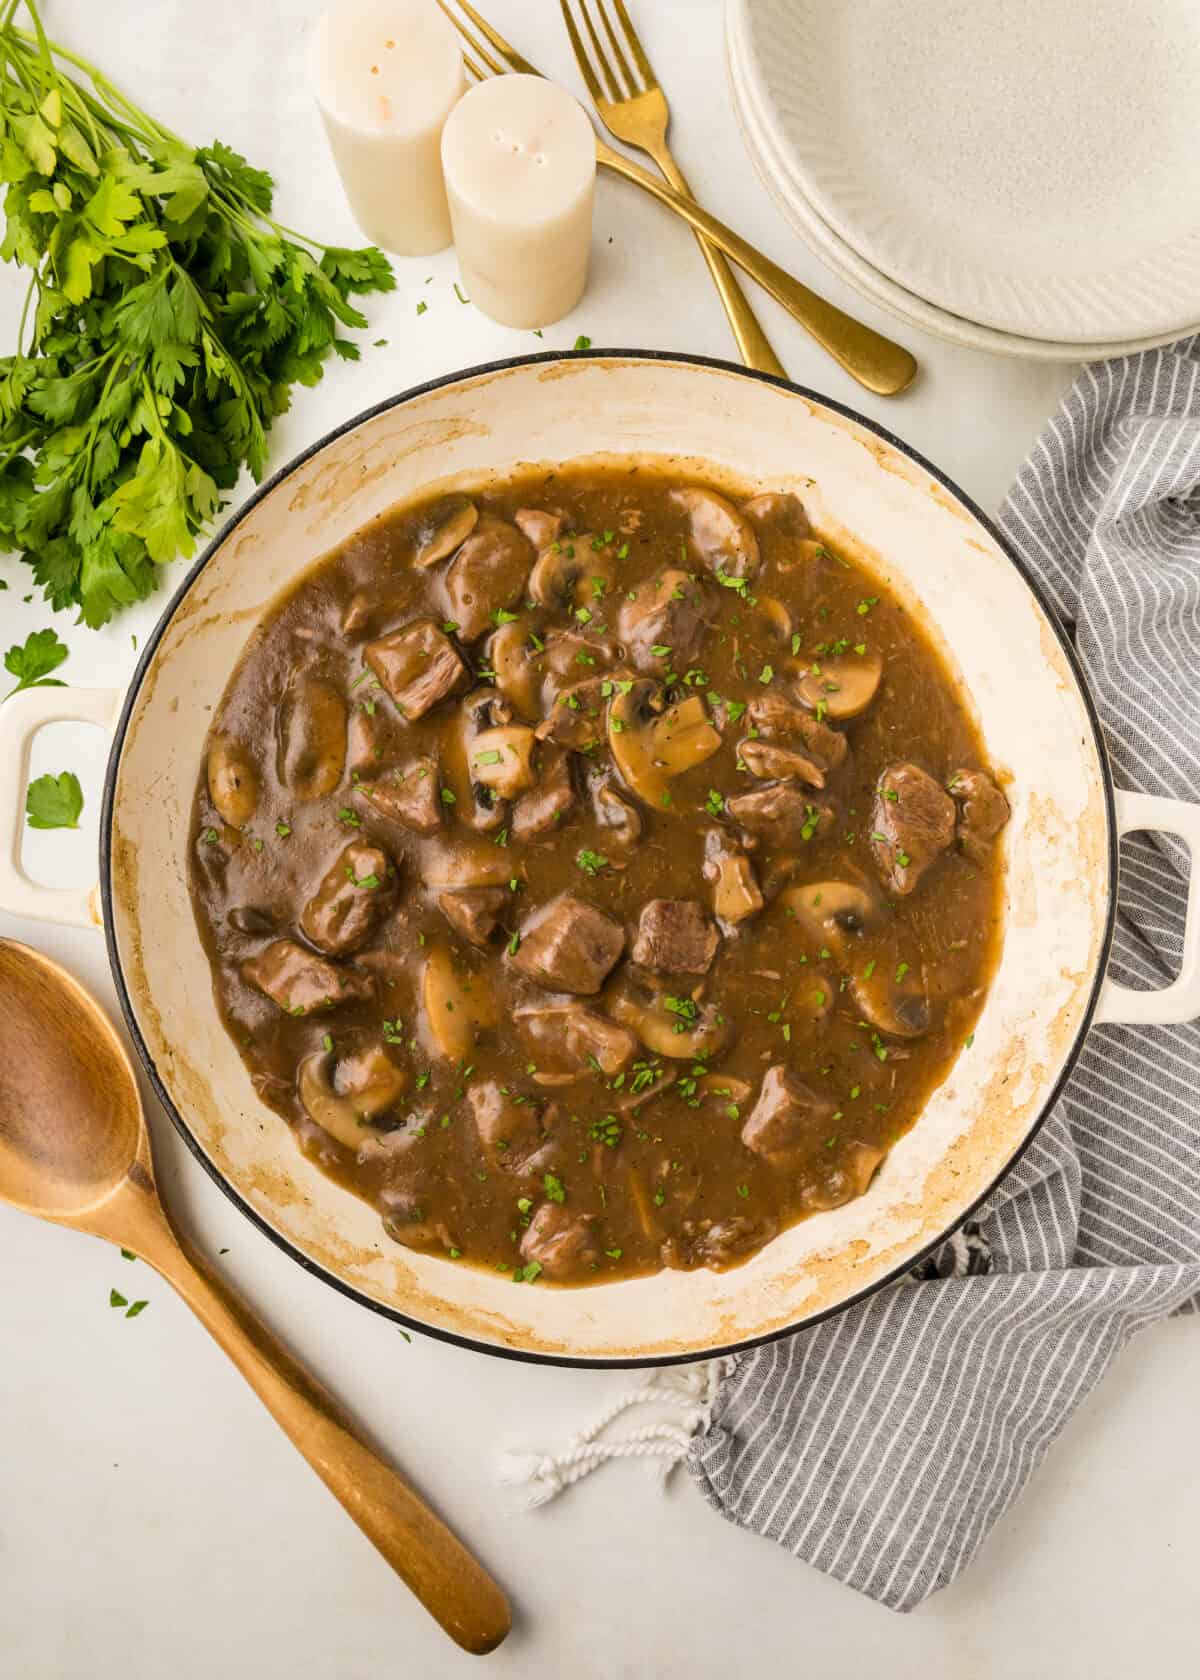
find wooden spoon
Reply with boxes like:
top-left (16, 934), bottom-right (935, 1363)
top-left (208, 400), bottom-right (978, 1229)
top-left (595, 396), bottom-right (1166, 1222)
top-left (0, 939), bottom-right (511, 1656)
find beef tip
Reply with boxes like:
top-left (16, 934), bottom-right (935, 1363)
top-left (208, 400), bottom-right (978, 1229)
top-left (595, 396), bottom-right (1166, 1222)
top-left (346, 701), bottom-right (401, 776)
top-left (741, 491), bottom-right (811, 544)
top-left (299, 840), bottom-right (396, 956)
top-left (741, 1065), bottom-right (837, 1167)
top-left (661, 1215), bottom-right (776, 1270)
top-left (631, 899), bottom-right (720, 975)
top-left (534, 676), bottom-right (609, 749)
top-left (593, 781), bottom-right (643, 851)
top-left (540, 629), bottom-right (616, 693)
top-left (514, 507), bottom-right (563, 549)
top-left (671, 486), bottom-right (760, 581)
top-left (439, 886), bottom-right (507, 947)
top-left (355, 756), bottom-right (442, 835)
top-left (364, 619), bottom-right (470, 720)
top-left (739, 739), bottom-right (828, 789)
top-left (617, 569), bottom-right (712, 673)
top-left (510, 894), bottom-right (625, 994)
top-left (466, 1081), bottom-right (556, 1172)
top-left (512, 748), bottom-right (576, 842)
top-left (869, 763), bottom-right (957, 896)
top-left (242, 939), bottom-right (373, 1015)
top-left (516, 1004), bottom-right (638, 1079)
top-left (727, 784), bottom-right (836, 849)
top-left (950, 768), bottom-right (1011, 864)
top-left (747, 695), bottom-right (848, 772)
top-left (444, 515), bottom-right (533, 641)
top-left (519, 1202), bottom-right (600, 1280)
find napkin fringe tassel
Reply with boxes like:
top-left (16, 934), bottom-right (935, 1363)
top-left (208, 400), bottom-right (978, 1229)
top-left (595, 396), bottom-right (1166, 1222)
top-left (496, 1360), bottom-right (731, 1508)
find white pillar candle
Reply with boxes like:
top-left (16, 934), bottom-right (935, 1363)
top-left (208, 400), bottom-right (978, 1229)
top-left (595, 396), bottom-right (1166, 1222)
top-left (311, 0), bottom-right (465, 256)
top-left (440, 74), bottom-right (596, 329)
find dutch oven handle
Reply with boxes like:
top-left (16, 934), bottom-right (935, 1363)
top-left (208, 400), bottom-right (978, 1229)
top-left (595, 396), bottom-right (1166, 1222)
top-left (1094, 788), bottom-right (1200, 1027)
top-left (0, 686), bottom-right (121, 929)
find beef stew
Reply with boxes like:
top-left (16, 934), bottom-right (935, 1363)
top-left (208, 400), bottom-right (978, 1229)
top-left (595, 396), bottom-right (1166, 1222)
top-left (189, 464), bottom-right (1009, 1285)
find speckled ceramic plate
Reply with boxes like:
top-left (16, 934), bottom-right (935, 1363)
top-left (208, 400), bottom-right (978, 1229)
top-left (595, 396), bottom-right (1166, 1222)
top-left (726, 2), bottom-right (1196, 363)
top-left (730, 0), bottom-right (1200, 346)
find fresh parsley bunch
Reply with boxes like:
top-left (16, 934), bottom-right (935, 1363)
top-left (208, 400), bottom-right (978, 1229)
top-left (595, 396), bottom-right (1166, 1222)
top-left (0, 1), bottom-right (394, 626)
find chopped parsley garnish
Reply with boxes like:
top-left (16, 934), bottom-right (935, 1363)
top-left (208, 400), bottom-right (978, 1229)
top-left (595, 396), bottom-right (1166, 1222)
top-left (543, 1172), bottom-right (566, 1204)
top-left (576, 848), bottom-right (610, 876)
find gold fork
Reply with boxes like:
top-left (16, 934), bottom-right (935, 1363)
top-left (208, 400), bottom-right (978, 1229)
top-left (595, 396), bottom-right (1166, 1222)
top-left (561, 0), bottom-right (784, 377)
top-left (435, 0), bottom-right (918, 397)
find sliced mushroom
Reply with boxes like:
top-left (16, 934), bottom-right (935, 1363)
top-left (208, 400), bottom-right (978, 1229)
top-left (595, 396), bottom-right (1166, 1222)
top-left (696, 1072), bottom-right (754, 1106)
top-left (741, 491), bottom-right (811, 543)
top-left (777, 880), bottom-right (878, 963)
top-left (299, 1044), bottom-right (409, 1150)
top-left (444, 515), bottom-right (533, 641)
top-left (608, 681), bottom-right (721, 809)
top-left (851, 965), bottom-right (932, 1039)
top-left (608, 981), bottom-right (731, 1061)
top-left (207, 734), bottom-right (259, 828)
top-left (411, 494), bottom-right (478, 568)
top-left (753, 594), bottom-right (793, 643)
top-left (528, 530), bottom-right (617, 611)
top-left (419, 942), bottom-right (498, 1060)
top-left (488, 620), bottom-right (541, 721)
top-left (671, 486), bottom-right (760, 580)
top-left (703, 829), bottom-right (764, 925)
top-left (276, 675), bottom-right (347, 799)
top-left (441, 688), bottom-right (513, 832)
top-left (514, 507), bottom-right (563, 549)
top-left (795, 649), bottom-right (883, 721)
top-left (470, 725), bottom-right (538, 799)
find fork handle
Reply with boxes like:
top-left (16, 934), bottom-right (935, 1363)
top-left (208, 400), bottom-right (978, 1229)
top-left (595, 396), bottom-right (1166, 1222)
top-left (595, 139), bottom-right (917, 397)
top-left (647, 144), bottom-right (786, 378)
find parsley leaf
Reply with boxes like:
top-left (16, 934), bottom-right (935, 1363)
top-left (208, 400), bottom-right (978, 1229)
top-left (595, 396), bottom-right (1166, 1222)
top-left (0, 12), bottom-right (395, 626)
top-left (26, 769), bottom-right (83, 829)
top-left (4, 627), bottom-right (68, 698)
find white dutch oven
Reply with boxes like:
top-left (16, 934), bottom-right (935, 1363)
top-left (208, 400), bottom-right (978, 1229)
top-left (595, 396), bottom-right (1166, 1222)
top-left (3, 353), bottom-right (1199, 1365)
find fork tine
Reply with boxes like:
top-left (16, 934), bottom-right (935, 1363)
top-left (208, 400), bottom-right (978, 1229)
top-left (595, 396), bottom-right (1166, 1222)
top-left (435, 0), bottom-right (505, 76)
top-left (595, 0), bottom-right (640, 94)
top-left (578, 0), bottom-right (624, 99)
top-left (558, 0), bottom-right (608, 106)
top-left (442, 0), bottom-right (540, 77)
top-left (610, 0), bottom-right (658, 91)
top-left (462, 52), bottom-right (488, 81)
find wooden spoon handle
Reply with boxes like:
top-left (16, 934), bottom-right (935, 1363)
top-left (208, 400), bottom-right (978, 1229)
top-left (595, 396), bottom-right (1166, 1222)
top-left (145, 1227), bottom-right (510, 1654)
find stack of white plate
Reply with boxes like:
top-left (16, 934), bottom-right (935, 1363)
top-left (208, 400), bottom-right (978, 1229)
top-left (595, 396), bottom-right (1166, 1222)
top-left (727, 0), bottom-right (1200, 361)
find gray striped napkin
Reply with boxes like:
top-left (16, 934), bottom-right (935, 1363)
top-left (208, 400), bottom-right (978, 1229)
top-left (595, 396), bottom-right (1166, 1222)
top-left (688, 336), bottom-right (1200, 1612)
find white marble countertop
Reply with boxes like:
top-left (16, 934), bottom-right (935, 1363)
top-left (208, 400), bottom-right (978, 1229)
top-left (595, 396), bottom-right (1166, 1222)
top-left (3, 3), bottom-right (1196, 1675)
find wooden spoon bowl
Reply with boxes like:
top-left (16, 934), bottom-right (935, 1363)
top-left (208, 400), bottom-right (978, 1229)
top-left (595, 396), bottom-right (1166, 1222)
top-left (0, 938), bottom-right (511, 1655)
